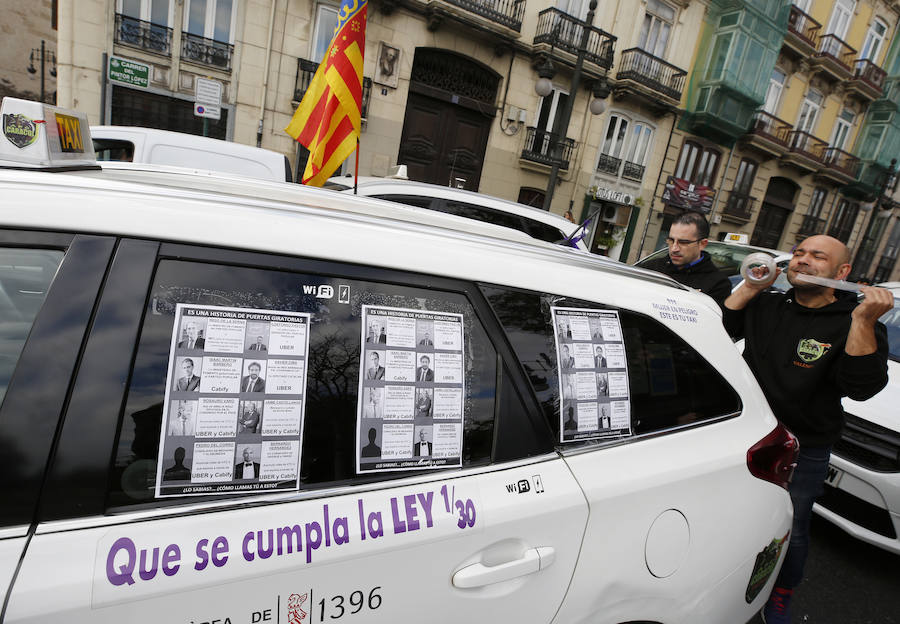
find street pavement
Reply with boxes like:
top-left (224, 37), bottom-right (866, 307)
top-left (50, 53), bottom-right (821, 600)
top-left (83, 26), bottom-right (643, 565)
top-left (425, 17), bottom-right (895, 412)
top-left (748, 514), bottom-right (900, 624)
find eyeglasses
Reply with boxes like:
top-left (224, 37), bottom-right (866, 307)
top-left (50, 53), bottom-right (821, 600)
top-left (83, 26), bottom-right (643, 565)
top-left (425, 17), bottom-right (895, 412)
top-left (665, 237), bottom-right (704, 247)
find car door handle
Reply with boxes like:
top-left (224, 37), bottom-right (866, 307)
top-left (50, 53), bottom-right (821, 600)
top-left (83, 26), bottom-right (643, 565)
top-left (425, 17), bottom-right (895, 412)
top-left (452, 547), bottom-right (556, 588)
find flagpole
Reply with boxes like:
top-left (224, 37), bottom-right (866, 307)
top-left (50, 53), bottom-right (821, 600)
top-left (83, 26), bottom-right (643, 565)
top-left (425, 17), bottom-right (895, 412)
top-left (354, 137), bottom-right (360, 195)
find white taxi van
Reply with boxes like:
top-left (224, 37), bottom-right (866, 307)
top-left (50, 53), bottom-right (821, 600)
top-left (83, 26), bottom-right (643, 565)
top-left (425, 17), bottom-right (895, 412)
top-left (0, 98), bottom-right (797, 624)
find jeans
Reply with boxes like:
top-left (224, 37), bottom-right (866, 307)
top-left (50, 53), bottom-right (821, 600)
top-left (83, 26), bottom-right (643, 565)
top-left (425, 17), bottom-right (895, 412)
top-left (775, 445), bottom-right (832, 589)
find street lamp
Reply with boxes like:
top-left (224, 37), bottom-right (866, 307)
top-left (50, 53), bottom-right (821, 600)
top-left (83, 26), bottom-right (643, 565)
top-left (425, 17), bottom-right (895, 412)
top-left (27, 40), bottom-right (57, 104)
top-left (538, 0), bottom-right (610, 212)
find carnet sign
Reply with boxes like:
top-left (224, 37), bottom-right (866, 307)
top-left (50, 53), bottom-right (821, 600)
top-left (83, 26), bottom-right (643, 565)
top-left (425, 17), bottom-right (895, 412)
top-left (108, 57), bottom-right (150, 89)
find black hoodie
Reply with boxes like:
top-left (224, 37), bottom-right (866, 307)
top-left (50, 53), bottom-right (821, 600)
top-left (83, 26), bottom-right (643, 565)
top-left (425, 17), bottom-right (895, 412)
top-left (642, 251), bottom-right (732, 307)
top-left (723, 289), bottom-right (889, 446)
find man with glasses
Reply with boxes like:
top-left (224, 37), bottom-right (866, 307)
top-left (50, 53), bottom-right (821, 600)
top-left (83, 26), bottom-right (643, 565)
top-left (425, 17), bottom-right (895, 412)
top-left (643, 212), bottom-right (731, 307)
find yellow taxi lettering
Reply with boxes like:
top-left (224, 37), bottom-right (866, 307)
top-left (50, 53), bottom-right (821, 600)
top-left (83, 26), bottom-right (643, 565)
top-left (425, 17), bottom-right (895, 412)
top-left (54, 113), bottom-right (83, 153)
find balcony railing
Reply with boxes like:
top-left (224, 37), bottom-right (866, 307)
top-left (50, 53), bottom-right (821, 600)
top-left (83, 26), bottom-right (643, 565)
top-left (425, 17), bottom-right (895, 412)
top-left (822, 147), bottom-right (861, 179)
top-left (294, 57), bottom-right (372, 118)
top-left (787, 4), bottom-right (821, 49)
top-left (622, 161), bottom-right (645, 181)
top-left (797, 215), bottom-right (827, 238)
top-left (788, 130), bottom-right (827, 163)
top-left (596, 153), bottom-right (621, 176)
top-left (114, 13), bottom-right (172, 56)
top-left (293, 58), bottom-right (319, 102)
top-left (852, 58), bottom-right (887, 91)
top-left (747, 110), bottom-right (793, 146)
top-left (442, 0), bottom-right (525, 31)
top-left (534, 8), bottom-right (616, 70)
top-left (723, 192), bottom-right (756, 221)
top-left (816, 34), bottom-right (855, 72)
top-left (522, 127), bottom-right (575, 169)
top-left (182, 31), bottom-right (234, 71)
top-left (616, 48), bottom-right (686, 101)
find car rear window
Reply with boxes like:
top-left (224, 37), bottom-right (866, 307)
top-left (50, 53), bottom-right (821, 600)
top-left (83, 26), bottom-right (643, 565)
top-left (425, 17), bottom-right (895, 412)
top-left (479, 284), bottom-right (742, 443)
top-left (373, 194), bottom-right (566, 244)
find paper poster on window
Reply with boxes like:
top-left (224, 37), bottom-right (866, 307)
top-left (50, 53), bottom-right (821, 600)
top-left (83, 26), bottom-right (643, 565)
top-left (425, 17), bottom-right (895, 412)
top-left (553, 306), bottom-right (632, 442)
top-left (357, 305), bottom-right (465, 473)
top-left (155, 304), bottom-right (311, 497)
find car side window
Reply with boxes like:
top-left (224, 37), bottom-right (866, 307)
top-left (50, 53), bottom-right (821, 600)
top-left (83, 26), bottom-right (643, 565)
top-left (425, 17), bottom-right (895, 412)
top-left (522, 220), bottom-right (568, 244)
top-left (372, 194), bottom-right (435, 210)
top-left (479, 284), bottom-right (741, 442)
top-left (108, 258), bottom-right (497, 509)
top-left (442, 200), bottom-right (524, 233)
top-left (0, 247), bottom-right (64, 405)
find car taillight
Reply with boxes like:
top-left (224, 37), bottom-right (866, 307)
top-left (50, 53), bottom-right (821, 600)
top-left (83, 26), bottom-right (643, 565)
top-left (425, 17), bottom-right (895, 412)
top-left (747, 423), bottom-right (799, 489)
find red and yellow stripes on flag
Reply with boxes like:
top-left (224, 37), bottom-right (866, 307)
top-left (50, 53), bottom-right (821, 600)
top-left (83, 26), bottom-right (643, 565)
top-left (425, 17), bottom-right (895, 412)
top-left (285, 0), bottom-right (367, 186)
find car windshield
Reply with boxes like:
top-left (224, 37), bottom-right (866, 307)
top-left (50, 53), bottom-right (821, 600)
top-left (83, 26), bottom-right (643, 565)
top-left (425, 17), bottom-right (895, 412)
top-left (881, 300), bottom-right (900, 362)
top-left (637, 243), bottom-right (779, 284)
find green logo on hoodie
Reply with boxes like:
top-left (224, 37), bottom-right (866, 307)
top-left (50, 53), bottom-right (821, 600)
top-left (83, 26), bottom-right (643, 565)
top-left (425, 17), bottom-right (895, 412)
top-left (797, 338), bottom-right (832, 362)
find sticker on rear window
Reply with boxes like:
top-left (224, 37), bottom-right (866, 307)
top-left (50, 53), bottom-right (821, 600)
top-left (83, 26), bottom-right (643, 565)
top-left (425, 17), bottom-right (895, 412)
top-left (357, 305), bottom-right (465, 473)
top-left (551, 306), bottom-right (632, 443)
top-left (155, 304), bottom-right (311, 498)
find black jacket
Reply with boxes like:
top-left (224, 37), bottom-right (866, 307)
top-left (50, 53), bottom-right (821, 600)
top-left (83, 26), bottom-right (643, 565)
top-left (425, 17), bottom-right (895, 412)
top-left (723, 289), bottom-right (889, 446)
top-left (643, 252), bottom-right (731, 306)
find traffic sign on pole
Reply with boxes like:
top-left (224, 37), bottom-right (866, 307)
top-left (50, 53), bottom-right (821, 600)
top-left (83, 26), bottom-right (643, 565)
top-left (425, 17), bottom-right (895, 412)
top-left (193, 102), bottom-right (221, 120)
top-left (194, 78), bottom-right (223, 120)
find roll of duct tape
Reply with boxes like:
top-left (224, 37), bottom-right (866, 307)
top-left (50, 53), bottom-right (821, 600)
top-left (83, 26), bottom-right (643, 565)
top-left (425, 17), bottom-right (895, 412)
top-left (740, 253), bottom-right (776, 285)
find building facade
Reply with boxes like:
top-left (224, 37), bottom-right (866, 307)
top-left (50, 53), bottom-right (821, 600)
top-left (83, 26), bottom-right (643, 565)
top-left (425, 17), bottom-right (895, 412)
top-left (646, 0), bottom-right (900, 282)
top-left (2, 0), bottom-right (57, 103)
top-left (49, 0), bottom-right (900, 280)
top-left (54, 0), bottom-right (710, 260)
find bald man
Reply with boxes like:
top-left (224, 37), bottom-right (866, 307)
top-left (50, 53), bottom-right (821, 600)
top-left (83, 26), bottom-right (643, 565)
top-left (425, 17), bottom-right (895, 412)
top-left (723, 235), bottom-right (893, 624)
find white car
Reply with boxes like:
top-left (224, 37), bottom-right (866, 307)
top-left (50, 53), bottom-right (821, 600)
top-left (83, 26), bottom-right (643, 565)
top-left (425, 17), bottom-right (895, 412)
top-left (1, 97), bottom-right (796, 624)
top-left (814, 282), bottom-right (900, 554)
top-left (92, 125), bottom-right (293, 183)
top-left (326, 175), bottom-right (590, 252)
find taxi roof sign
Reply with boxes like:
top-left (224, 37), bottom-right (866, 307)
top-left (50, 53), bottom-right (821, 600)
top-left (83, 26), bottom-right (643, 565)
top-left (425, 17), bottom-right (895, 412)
top-left (0, 97), bottom-right (97, 168)
top-left (724, 232), bottom-right (749, 244)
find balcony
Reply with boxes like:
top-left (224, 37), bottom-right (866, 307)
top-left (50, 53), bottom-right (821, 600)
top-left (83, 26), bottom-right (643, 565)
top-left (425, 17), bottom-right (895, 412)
top-left (817, 147), bottom-right (861, 185)
top-left (847, 59), bottom-right (887, 102)
top-left (722, 192), bottom-right (756, 223)
top-left (796, 214), bottom-right (827, 238)
top-left (533, 8), bottom-right (616, 71)
top-left (810, 34), bottom-right (855, 82)
top-left (181, 31), bottom-right (234, 71)
top-left (614, 48), bottom-right (686, 111)
top-left (424, 0), bottom-right (525, 33)
top-left (595, 153), bottom-right (621, 176)
top-left (114, 13), bottom-right (172, 56)
top-left (783, 5), bottom-right (820, 57)
top-left (741, 110), bottom-right (793, 158)
top-left (622, 160), bottom-right (645, 182)
top-left (781, 130), bottom-right (827, 174)
top-left (293, 58), bottom-right (372, 119)
top-left (521, 127), bottom-right (575, 170)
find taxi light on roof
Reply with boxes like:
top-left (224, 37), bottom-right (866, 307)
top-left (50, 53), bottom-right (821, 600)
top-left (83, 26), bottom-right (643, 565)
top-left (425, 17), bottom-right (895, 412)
top-left (0, 97), bottom-right (97, 168)
top-left (724, 232), bottom-right (749, 245)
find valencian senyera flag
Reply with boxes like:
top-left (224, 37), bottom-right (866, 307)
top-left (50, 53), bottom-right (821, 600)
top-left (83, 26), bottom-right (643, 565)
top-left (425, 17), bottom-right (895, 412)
top-left (285, 0), bottom-right (367, 186)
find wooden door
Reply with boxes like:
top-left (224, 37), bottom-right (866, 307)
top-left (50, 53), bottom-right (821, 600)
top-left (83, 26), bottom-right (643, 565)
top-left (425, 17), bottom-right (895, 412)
top-left (750, 203), bottom-right (789, 249)
top-left (398, 91), bottom-right (491, 191)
